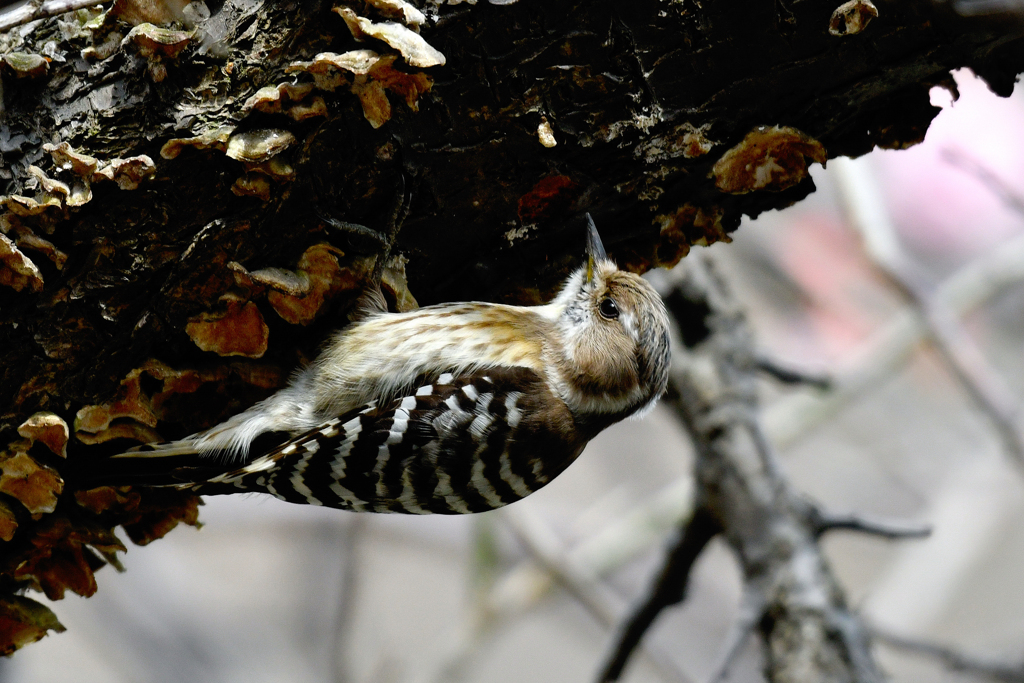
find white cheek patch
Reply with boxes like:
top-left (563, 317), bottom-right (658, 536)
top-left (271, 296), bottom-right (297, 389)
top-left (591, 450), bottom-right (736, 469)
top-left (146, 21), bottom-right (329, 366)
top-left (619, 310), bottom-right (638, 340)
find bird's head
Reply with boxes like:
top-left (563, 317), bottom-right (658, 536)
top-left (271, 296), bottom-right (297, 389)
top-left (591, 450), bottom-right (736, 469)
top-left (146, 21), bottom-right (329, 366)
top-left (549, 216), bottom-right (671, 421)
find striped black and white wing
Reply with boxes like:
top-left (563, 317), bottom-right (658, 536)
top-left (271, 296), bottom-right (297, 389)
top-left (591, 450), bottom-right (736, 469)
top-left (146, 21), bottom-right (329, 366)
top-left (195, 366), bottom-right (586, 514)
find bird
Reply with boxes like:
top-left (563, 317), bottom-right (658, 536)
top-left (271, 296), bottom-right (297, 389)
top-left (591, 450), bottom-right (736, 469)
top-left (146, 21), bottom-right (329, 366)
top-left (100, 216), bottom-right (672, 514)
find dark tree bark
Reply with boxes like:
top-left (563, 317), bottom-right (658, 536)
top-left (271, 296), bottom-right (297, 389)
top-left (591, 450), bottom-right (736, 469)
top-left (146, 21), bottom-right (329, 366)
top-left (0, 0), bottom-right (1021, 658)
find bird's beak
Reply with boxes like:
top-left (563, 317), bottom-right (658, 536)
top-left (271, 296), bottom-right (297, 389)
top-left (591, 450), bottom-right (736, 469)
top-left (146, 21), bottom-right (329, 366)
top-left (585, 213), bottom-right (607, 284)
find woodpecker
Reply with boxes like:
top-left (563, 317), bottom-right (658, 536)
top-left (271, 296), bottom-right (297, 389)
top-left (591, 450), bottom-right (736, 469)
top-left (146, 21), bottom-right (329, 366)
top-left (105, 217), bottom-right (671, 514)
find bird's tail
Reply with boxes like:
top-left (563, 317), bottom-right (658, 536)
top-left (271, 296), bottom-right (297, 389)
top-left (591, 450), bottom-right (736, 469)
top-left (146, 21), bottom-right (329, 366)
top-left (77, 431), bottom-right (294, 494)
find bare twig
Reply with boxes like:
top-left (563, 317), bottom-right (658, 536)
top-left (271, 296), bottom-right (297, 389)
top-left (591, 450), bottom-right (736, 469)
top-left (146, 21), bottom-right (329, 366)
top-left (417, 481), bottom-right (697, 683)
top-left (764, 226), bottom-right (1024, 449)
top-left (941, 147), bottom-right (1024, 216)
top-left (874, 628), bottom-right (1024, 683)
top-left (0, 0), bottom-right (109, 32)
top-left (810, 509), bottom-right (932, 540)
top-left (832, 157), bottom-right (1024, 474)
top-left (597, 507), bottom-right (721, 682)
top-left (755, 357), bottom-right (832, 390)
top-left (706, 587), bottom-right (764, 683)
top-left (503, 505), bottom-right (695, 683)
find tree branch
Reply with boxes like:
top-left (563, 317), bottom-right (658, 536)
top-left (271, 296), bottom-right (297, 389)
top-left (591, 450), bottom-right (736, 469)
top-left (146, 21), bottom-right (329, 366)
top-left (609, 255), bottom-right (889, 683)
top-left (875, 628), bottom-right (1024, 683)
top-left (810, 509), bottom-right (933, 540)
top-left (833, 156), bottom-right (1024, 474)
top-left (755, 357), bottom-right (832, 390)
top-left (706, 587), bottom-right (765, 683)
top-left (503, 505), bottom-right (694, 683)
top-left (596, 507), bottom-right (720, 682)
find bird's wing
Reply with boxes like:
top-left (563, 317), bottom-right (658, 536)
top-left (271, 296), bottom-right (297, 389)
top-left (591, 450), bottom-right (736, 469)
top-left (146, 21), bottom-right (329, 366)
top-left (195, 366), bottom-right (580, 514)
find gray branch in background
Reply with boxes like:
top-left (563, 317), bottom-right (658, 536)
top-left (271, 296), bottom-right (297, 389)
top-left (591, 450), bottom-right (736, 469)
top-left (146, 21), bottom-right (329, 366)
top-left (504, 505), bottom-right (696, 683)
top-left (667, 257), bottom-right (884, 683)
top-left (596, 508), bottom-right (720, 682)
top-left (600, 255), bottom-right (904, 683)
top-left (874, 629), bottom-right (1024, 683)
top-left (809, 510), bottom-right (932, 540)
top-left (754, 357), bottom-right (832, 390)
top-left (832, 156), bottom-right (1024, 474)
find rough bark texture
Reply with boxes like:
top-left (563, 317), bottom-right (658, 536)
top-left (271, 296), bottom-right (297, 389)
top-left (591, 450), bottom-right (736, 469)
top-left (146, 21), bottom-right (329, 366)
top-left (664, 258), bottom-right (882, 683)
top-left (0, 0), bottom-right (1022, 658)
top-left (600, 257), bottom-right (891, 683)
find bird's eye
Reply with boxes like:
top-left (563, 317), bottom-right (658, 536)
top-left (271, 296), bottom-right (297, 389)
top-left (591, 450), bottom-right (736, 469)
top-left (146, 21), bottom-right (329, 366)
top-left (599, 297), bottom-right (619, 320)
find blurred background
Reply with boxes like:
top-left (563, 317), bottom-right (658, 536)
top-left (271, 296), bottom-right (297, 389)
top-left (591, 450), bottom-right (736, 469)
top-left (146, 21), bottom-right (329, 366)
top-left (6, 68), bottom-right (1024, 683)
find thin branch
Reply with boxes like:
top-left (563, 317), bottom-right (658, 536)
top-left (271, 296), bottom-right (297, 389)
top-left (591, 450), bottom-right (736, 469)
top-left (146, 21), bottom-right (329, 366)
top-left (763, 227), bottom-right (1024, 450)
top-left (369, 171), bottom-right (411, 287)
top-left (755, 357), bottom-right (832, 390)
top-left (941, 147), bottom-right (1024, 216)
top-left (503, 505), bottom-right (695, 683)
top-left (874, 628), bottom-right (1024, 683)
top-left (706, 587), bottom-right (765, 683)
top-left (918, 304), bottom-right (1024, 471)
top-left (832, 156), bottom-right (1024, 474)
top-left (0, 0), bottom-right (109, 32)
top-left (316, 209), bottom-right (389, 247)
top-left (810, 509), bottom-right (932, 540)
top-left (747, 419), bottom-right (787, 490)
top-left (831, 611), bottom-right (887, 683)
top-left (569, 477), bottom-right (695, 579)
top-left (597, 507), bottom-right (721, 682)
